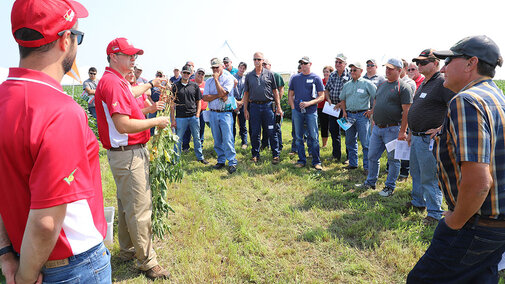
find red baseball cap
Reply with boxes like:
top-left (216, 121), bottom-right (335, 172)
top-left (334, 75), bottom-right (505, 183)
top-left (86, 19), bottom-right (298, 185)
top-left (106, 38), bottom-right (144, 56)
top-left (11, 0), bottom-right (88, 48)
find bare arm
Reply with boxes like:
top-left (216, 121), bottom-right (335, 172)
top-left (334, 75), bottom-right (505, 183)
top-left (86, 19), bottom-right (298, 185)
top-left (398, 104), bottom-right (411, 140)
top-left (444, 162), bottom-right (493, 229)
top-left (324, 90), bottom-right (331, 102)
top-left (0, 215), bottom-right (18, 284)
top-left (111, 113), bottom-right (169, 134)
top-left (273, 89), bottom-right (283, 116)
top-left (132, 78), bottom-right (168, 98)
top-left (243, 91), bottom-right (250, 120)
top-left (288, 90), bottom-right (295, 109)
top-left (84, 87), bottom-right (95, 95)
top-left (341, 100), bottom-right (347, 118)
top-left (278, 86), bottom-right (285, 99)
top-left (299, 91), bottom-right (324, 110)
top-left (16, 205), bottom-right (67, 284)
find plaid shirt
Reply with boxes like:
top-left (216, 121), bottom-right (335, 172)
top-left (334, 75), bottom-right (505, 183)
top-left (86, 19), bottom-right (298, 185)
top-left (325, 68), bottom-right (351, 104)
top-left (435, 78), bottom-right (505, 219)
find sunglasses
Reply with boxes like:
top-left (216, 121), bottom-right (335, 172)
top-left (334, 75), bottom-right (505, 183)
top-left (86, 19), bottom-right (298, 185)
top-left (58, 29), bottom-right (84, 45)
top-left (89, 72), bottom-right (97, 75)
top-left (366, 64), bottom-right (375, 67)
top-left (182, 72), bottom-right (190, 75)
top-left (300, 62), bottom-right (309, 65)
top-left (416, 60), bottom-right (434, 66)
top-left (350, 69), bottom-right (360, 73)
top-left (197, 72), bottom-right (205, 75)
top-left (444, 55), bottom-right (471, 66)
top-left (211, 66), bottom-right (220, 69)
top-left (407, 68), bottom-right (417, 72)
top-left (253, 58), bottom-right (263, 61)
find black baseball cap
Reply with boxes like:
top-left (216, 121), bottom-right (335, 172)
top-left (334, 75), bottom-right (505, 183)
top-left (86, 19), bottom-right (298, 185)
top-left (223, 57), bottom-right (231, 63)
top-left (434, 35), bottom-right (503, 67)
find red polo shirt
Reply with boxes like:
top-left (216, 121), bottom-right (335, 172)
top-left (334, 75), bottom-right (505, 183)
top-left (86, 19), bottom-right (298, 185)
top-left (0, 68), bottom-right (106, 260)
top-left (95, 67), bottom-right (150, 149)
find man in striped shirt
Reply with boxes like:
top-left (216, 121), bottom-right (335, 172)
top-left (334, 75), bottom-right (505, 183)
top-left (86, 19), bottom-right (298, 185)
top-left (408, 35), bottom-right (505, 283)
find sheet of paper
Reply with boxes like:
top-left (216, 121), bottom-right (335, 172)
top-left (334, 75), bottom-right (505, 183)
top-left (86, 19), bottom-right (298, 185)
top-left (385, 139), bottom-right (397, 152)
top-left (322, 101), bottom-right (341, 118)
top-left (499, 253), bottom-right (505, 271)
top-left (202, 110), bottom-right (210, 123)
top-left (337, 117), bottom-right (356, 131)
top-left (394, 140), bottom-right (411, 160)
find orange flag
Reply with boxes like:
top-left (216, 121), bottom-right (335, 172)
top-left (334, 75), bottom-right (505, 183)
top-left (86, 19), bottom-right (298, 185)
top-left (66, 60), bottom-right (82, 83)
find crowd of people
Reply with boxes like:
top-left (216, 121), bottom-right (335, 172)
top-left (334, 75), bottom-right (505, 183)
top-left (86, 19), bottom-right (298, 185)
top-left (2, 0), bottom-right (505, 283)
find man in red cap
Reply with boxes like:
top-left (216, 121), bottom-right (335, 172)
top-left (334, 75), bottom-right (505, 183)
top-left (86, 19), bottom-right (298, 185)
top-left (94, 37), bottom-right (170, 280)
top-left (0, 0), bottom-right (111, 283)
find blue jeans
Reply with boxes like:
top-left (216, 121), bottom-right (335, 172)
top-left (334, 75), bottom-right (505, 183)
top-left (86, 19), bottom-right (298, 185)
top-left (88, 106), bottom-right (97, 119)
top-left (410, 135), bottom-right (443, 219)
top-left (407, 218), bottom-right (505, 283)
top-left (41, 243), bottom-right (111, 283)
top-left (292, 109), bottom-right (320, 165)
top-left (175, 116), bottom-right (204, 160)
top-left (182, 115), bottom-right (205, 150)
top-left (345, 111), bottom-right (370, 169)
top-left (233, 105), bottom-right (248, 145)
top-left (147, 111), bottom-right (158, 136)
top-left (209, 111), bottom-right (237, 166)
top-left (249, 102), bottom-right (279, 158)
top-left (328, 115), bottom-right (342, 160)
top-left (365, 125), bottom-right (400, 189)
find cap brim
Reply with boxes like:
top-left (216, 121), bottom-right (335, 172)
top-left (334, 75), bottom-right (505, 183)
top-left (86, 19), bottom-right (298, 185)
top-left (122, 47), bottom-right (144, 55)
top-left (433, 50), bottom-right (460, 59)
top-left (384, 63), bottom-right (400, 69)
top-left (349, 64), bottom-right (361, 69)
top-left (298, 60), bottom-right (309, 64)
top-left (68, 0), bottom-right (89, 18)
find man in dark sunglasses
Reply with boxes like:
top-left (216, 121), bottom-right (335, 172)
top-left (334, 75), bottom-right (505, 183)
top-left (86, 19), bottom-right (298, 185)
top-left (408, 35), bottom-right (505, 283)
top-left (406, 49), bottom-right (455, 226)
top-left (83, 67), bottom-right (99, 118)
top-left (0, 0), bottom-right (112, 283)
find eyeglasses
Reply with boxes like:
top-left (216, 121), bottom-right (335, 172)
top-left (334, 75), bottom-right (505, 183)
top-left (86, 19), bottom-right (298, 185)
top-left (211, 66), bottom-right (220, 69)
top-left (444, 55), bottom-right (470, 66)
top-left (416, 60), bottom-right (434, 66)
top-left (366, 64), bottom-right (375, 67)
top-left (197, 72), bottom-right (205, 75)
top-left (116, 53), bottom-right (138, 60)
top-left (300, 62), bottom-right (309, 65)
top-left (253, 58), bottom-right (263, 61)
top-left (350, 69), bottom-right (360, 73)
top-left (182, 72), bottom-right (190, 75)
top-left (57, 29), bottom-right (84, 45)
top-left (407, 68), bottom-right (417, 72)
top-left (335, 61), bottom-right (344, 65)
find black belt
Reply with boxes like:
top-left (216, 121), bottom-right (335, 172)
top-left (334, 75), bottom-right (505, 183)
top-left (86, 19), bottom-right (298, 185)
top-left (376, 123), bottom-right (400, 129)
top-left (411, 131), bottom-right (429, 136)
top-left (210, 109), bottom-right (233, 113)
top-left (347, 109), bottom-right (368, 114)
top-left (109, 144), bottom-right (145, 151)
top-left (467, 215), bottom-right (505, 228)
top-left (250, 100), bottom-right (272, 104)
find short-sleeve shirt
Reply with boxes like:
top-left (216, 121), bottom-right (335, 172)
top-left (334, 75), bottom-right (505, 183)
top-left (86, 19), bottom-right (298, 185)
top-left (407, 72), bottom-right (455, 132)
top-left (373, 80), bottom-right (413, 125)
top-left (172, 80), bottom-right (202, 118)
top-left (339, 78), bottom-right (377, 111)
top-left (0, 68), bottom-right (106, 260)
top-left (244, 68), bottom-right (278, 102)
top-left (273, 72), bottom-right (285, 91)
top-left (413, 75), bottom-right (425, 89)
top-left (402, 76), bottom-right (417, 95)
top-left (436, 78), bottom-right (505, 219)
top-left (191, 79), bottom-right (207, 110)
top-left (289, 72), bottom-right (324, 114)
top-left (170, 75), bottom-right (181, 84)
top-left (83, 78), bottom-right (98, 107)
top-left (203, 69), bottom-right (235, 111)
top-left (325, 68), bottom-right (351, 104)
top-left (95, 67), bottom-right (150, 149)
top-left (234, 73), bottom-right (246, 100)
top-left (228, 67), bottom-right (238, 76)
top-left (363, 73), bottom-right (386, 87)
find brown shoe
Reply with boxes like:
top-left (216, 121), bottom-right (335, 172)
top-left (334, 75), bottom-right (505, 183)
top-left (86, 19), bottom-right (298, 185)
top-left (405, 201), bottom-right (426, 212)
top-left (294, 162), bottom-right (305, 168)
top-left (251, 157), bottom-right (259, 163)
top-left (143, 265), bottom-right (170, 280)
top-left (313, 164), bottom-right (323, 171)
top-left (422, 216), bottom-right (439, 226)
top-left (272, 157), bottom-right (280, 164)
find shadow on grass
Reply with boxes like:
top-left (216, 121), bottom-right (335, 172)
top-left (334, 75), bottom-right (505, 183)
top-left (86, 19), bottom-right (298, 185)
top-left (110, 255), bottom-right (145, 282)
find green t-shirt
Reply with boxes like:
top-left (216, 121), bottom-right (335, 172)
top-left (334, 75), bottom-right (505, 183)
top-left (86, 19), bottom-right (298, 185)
top-left (340, 78), bottom-right (377, 111)
top-left (373, 80), bottom-right (413, 125)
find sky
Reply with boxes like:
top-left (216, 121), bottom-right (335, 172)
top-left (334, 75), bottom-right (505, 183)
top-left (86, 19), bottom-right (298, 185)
top-left (1, 0), bottom-right (505, 84)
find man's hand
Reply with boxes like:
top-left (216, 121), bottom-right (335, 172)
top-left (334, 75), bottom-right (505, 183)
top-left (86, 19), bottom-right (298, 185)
top-left (212, 71), bottom-right (220, 82)
top-left (156, 116), bottom-right (170, 129)
top-left (406, 131), bottom-right (412, 146)
top-left (1, 252), bottom-right (19, 284)
top-left (299, 101), bottom-right (309, 110)
top-left (398, 131), bottom-right (407, 141)
top-left (151, 77), bottom-right (168, 89)
top-left (364, 110), bottom-right (373, 118)
top-left (236, 100), bottom-right (244, 109)
top-left (150, 101), bottom-right (165, 113)
top-left (244, 109), bottom-right (249, 120)
top-left (342, 110), bottom-right (347, 118)
top-left (276, 107), bottom-right (283, 117)
top-left (426, 126), bottom-right (443, 139)
top-left (443, 211), bottom-right (462, 230)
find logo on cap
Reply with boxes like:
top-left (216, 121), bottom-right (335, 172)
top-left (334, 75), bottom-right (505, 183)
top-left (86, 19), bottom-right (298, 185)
top-left (63, 9), bottom-right (75, 22)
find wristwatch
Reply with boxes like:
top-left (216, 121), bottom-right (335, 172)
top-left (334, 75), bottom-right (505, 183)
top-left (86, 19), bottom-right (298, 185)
top-left (0, 245), bottom-right (14, 256)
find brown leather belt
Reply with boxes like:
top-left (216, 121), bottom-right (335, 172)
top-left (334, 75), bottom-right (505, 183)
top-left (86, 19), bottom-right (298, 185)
top-left (468, 215), bottom-right (505, 228)
top-left (210, 109), bottom-right (233, 113)
top-left (44, 258), bottom-right (69, 269)
top-left (376, 123), bottom-right (400, 128)
top-left (109, 144), bottom-right (145, 151)
top-left (347, 109), bottom-right (368, 114)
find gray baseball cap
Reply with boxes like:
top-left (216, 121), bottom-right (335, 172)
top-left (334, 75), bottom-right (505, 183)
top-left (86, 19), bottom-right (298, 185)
top-left (434, 35), bottom-right (503, 67)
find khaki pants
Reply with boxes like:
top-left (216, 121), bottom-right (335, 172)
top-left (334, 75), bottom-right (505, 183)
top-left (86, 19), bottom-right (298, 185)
top-left (107, 147), bottom-right (158, 271)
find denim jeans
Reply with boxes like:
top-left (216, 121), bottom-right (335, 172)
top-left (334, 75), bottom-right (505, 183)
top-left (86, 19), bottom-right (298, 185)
top-left (249, 102), bottom-right (279, 158)
top-left (41, 243), bottom-right (111, 283)
top-left (407, 218), bottom-right (505, 283)
top-left (328, 115), bottom-right (342, 160)
top-left (88, 106), bottom-right (97, 119)
top-left (275, 114), bottom-right (283, 150)
top-left (410, 135), bottom-right (443, 219)
top-left (365, 125), bottom-right (400, 189)
top-left (175, 116), bottom-right (204, 160)
top-left (345, 111), bottom-right (370, 169)
top-left (292, 109), bottom-right (320, 165)
top-left (182, 115), bottom-right (205, 150)
top-left (147, 111), bottom-right (157, 136)
top-left (233, 105), bottom-right (248, 145)
top-left (209, 111), bottom-right (237, 166)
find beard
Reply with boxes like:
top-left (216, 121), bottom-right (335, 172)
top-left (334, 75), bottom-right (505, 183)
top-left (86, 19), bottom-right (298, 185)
top-left (62, 42), bottom-right (77, 74)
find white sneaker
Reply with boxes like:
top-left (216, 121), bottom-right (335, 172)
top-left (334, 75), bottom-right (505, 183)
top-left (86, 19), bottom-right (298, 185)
top-left (379, 186), bottom-right (394, 197)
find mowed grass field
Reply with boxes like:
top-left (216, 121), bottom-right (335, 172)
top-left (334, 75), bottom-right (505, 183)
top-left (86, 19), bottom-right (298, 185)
top-left (2, 81), bottom-right (505, 283)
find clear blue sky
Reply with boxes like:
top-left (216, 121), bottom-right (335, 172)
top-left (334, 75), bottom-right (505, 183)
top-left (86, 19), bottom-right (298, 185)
top-left (1, 0), bottom-right (504, 83)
